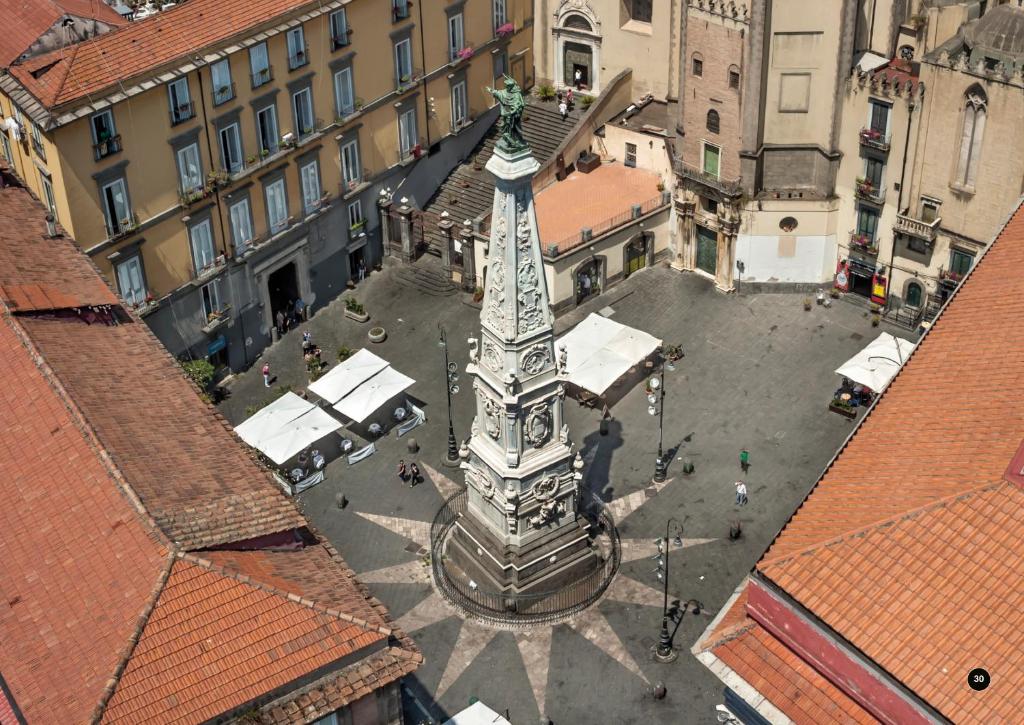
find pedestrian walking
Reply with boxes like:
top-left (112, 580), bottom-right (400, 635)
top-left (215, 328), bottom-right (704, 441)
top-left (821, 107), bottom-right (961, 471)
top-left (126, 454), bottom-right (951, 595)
top-left (397, 459), bottom-right (408, 483)
top-left (275, 309), bottom-right (286, 336)
top-left (739, 449), bottom-right (750, 473)
top-left (566, 87), bottom-right (574, 108)
top-left (558, 98), bottom-right (568, 121)
top-left (574, 68), bottom-right (582, 90)
top-left (734, 481), bottom-right (748, 506)
top-left (302, 329), bottom-right (312, 353)
top-left (409, 461), bottom-right (421, 487)
top-left (294, 297), bottom-right (307, 321)
top-left (358, 259), bottom-right (366, 282)
top-left (262, 362), bottom-right (271, 388)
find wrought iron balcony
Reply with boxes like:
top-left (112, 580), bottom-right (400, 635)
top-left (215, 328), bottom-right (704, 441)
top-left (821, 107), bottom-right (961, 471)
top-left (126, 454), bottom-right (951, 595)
top-left (213, 82), bottom-right (236, 106)
top-left (894, 213), bottom-right (940, 243)
top-left (288, 46), bottom-right (310, 71)
top-left (331, 28), bottom-right (352, 50)
top-left (105, 212), bottom-right (139, 241)
top-left (854, 179), bottom-right (886, 205)
top-left (251, 66), bottom-right (274, 89)
top-left (170, 100), bottom-right (195, 126)
top-left (859, 127), bottom-right (890, 153)
top-left (676, 162), bottom-right (742, 198)
top-left (93, 134), bottom-right (122, 161)
top-left (849, 231), bottom-right (879, 257)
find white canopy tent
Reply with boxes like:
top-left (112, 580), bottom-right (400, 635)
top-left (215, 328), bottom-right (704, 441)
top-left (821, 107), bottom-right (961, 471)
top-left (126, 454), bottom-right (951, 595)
top-left (835, 332), bottom-right (915, 391)
top-left (557, 313), bottom-right (662, 395)
top-left (442, 701), bottom-right (511, 725)
top-left (308, 348), bottom-right (390, 404)
top-left (235, 392), bottom-right (342, 465)
top-left (333, 365), bottom-right (416, 423)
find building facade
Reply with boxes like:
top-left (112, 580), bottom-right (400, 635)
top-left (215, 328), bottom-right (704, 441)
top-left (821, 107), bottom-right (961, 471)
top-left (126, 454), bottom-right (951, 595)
top-left (0, 0), bottom-right (532, 372)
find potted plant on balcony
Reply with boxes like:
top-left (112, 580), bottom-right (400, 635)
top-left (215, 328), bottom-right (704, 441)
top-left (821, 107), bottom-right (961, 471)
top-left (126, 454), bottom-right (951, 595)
top-left (855, 176), bottom-right (874, 198)
top-left (850, 233), bottom-right (871, 249)
top-left (860, 128), bottom-right (883, 144)
top-left (217, 85), bottom-right (231, 98)
top-left (496, 22), bottom-right (514, 37)
top-left (343, 296), bottom-right (368, 322)
top-left (456, 47), bottom-right (474, 62)
top-left (350, 218), bottom-right (366, 234)
top-left (828, 395), bottom-right (858, 419)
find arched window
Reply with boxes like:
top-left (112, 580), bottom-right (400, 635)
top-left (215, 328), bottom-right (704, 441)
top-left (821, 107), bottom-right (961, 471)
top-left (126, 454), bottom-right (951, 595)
top-left (563, 13), bottom-right (592, 31)
top-left (955, 86), bottom-right (986, 188)
top-left (706, 109), bottom-right (720, 134)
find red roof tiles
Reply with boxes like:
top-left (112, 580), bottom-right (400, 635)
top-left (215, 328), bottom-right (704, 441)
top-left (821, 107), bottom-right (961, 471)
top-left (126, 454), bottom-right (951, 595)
top-left (9, 0), bottom-right (319, 111)
top-left (0, 182), bottom-right (419, 722)
top-left (715, 201), bottom-right (1024, 722)
top-left (0, 0), bottom-right (126, 67)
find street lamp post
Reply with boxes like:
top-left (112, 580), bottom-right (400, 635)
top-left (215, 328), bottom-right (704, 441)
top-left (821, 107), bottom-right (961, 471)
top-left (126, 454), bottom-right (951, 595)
top-left (654, 518), bottom-right (684, 662)
top-left (648, 359), bottom-right (673, 483)
top-left (438, 324), bottom-right (460, 466)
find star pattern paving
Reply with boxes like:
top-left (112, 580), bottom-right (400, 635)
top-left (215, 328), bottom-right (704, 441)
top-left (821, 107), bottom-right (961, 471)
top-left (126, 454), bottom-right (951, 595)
top-left (353, 463), bottom-right (716, 720)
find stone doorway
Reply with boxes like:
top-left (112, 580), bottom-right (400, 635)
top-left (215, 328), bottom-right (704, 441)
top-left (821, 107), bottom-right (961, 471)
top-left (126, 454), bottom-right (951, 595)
top-left (696, 225), bottom-right (717, 276)
top-left (575, 258), bottom-right (601, 305)
top-left (564, 42), bottom-right (592, 89)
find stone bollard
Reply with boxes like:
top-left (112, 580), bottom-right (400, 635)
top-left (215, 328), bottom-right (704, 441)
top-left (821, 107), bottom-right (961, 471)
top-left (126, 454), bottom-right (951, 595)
top-left (407, 437), bottom-right (419, 453)
top-left (335, 493), bottom-right (348, 509)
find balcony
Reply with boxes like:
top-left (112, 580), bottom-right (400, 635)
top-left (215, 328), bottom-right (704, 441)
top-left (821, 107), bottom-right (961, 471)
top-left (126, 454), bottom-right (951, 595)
top-left (677, 162), bottom-right (743, 198)
top-left (331, 28), bottom-right (352, 50)
top-left (392, 1), bottom-right (411, 22)
top-left (251, 66), bottom-right (274, 89)
top-left (394, 67), bottom-right (423, 92)
top-left (341, 169), bottom-right (371, 198)
top-left (450, 47), bottom-right (474, 65)
top-left (288, 47), bottom-right (310, 71)
top-left (938, 267), bottom-right (965, 288)
top-left (335, 98), bottom-right (365, 123)
top-left (450, 110), bottom-right (478, 135)
top-left (495, 22), bottom-right (515, 39)
top-left (193, 255), bottom-right (227, 286)
top-left (859, 127), bottom-right (890, 153)
top-left (179, 182), bottom-right (214, 207)
top-left (213, 82), bottom-right (236, 106)
top-left (854, 178), bottom-right (886, 205)
top-left (93, 134), bottom-right (122, 161)
top-left (848, 232), bottom-right (879, 257)
top-left (201, 305), bottom-right (232, 334)
top-left (105, 212), bottom-right (139, 241)
top-left (170, 101), bottom-right (195, 126)
top-left (894, 213), bottom-right (940, 243)
top-left (303, 192), bottom-right (333, 218)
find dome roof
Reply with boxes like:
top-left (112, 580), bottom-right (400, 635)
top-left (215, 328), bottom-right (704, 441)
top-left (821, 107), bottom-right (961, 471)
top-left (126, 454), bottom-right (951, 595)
top-left (964, 4), bottom-right (1024, 60)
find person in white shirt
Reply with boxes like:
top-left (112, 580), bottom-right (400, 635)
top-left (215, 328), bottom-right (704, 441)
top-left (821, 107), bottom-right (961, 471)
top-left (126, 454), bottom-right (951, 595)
top-left (734, 481), bottom-right (748, 506)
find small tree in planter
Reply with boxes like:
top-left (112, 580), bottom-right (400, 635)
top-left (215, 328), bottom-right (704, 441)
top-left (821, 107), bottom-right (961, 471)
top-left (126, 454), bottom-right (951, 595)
top-left (472, 286), bottom-right (484, 303)
top-left (343, 296), bottom-right (369, 322)
top-left (337, 345), bottom-right (353, 362)
top-left (536, 83), bottom-right (556, 101)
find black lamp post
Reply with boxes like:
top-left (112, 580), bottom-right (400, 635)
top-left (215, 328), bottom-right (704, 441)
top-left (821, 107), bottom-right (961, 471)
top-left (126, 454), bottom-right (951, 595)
top-left (438, 324), bottom-right (460, 466)
top-left (648, 361), bottom-right (672, 483)
top-left (653, 518), bottom-right (684, 662)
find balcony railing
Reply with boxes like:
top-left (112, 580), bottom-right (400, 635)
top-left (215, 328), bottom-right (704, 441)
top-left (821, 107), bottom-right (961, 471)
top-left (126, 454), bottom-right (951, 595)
top-left (848, 231), bottom-right (879, 256)
top-left (395, 67), bottom-right (424, 91)
top-left (545, 193), bottom-right (669, 257)
top-left (251, 66), bottom-right (274, 89)
top-left (939, 267), bottom-right (965, 287)
top-left (30, 135), bottom-right (46, 160)
top-left (213, 82), bottom-right (236, 106)
top-left (677, 162), bottom-right (743, 198)
top-left (854, 179), bottom-right (886, 205)
top-left (105, 212), bottom-right (139, 241)
top-left (179, 183), bottom-right (212, 207)
top-left (93, 134), bottom-right (122, 161)
top-left (450, 109), bottom-right (478, 134)
top-left (288, 46), bottom-right (310, 71)
top-left (170, 101), bottom-right (195, 126)
top-left (202, 305), bottom-right (232, 334)
top-left (859, 127), bottom-right (890, 153)
top-left (894, 213), bottom-right (940, 243)
top-left (341, 169), bottom-right (371, 196)
top-left (331, 28), bottom-right (352, 50)
top-left (335, 98), bottom-right (365, 122)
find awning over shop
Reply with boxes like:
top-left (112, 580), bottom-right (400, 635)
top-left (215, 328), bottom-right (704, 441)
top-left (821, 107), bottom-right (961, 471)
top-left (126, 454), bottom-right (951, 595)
top-left (235, 392), bottom-right (342, 465)
top-left (835, 332), bottom-right (915, 391)
top-left (333, 365), bottom-right (416, 423)
top-left (557, 313), bottom-right (662, 395)
top-left (308, 348), bottom-right (390, 404)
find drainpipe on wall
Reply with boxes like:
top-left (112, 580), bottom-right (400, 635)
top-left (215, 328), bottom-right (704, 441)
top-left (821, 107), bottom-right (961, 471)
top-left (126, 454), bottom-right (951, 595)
top-left (416, 0), bottom-right (432, 152)
top-left (890, 99), bottom-right (916, 281)
top-left (195, 63), bottom-right (229, 260)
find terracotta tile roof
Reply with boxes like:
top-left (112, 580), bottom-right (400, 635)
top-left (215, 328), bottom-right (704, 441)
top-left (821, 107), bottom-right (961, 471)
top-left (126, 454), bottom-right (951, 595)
top-left (534, 163), bottom-right (663, 252)
top-left (0, 182), bottom-right (420, 722)
top-left (0, 0), bottom-right (126, 67)
top-left (8, 0), bottom-right (319, 111)
top-left (701, 588), bottom-right (876, 725)
top-left (869, 58), bottom-right (921, 93)
top-left (102, 556), bottom-right (388, 724)
top-left (743, 200), bottom-right (1024, 721)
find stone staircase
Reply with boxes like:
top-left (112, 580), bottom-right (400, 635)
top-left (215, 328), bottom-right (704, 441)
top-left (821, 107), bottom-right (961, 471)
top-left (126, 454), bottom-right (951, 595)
top-left (420, 98), bottom-right (582, 255)
top-left (392, 256), bottom-right (459, 296)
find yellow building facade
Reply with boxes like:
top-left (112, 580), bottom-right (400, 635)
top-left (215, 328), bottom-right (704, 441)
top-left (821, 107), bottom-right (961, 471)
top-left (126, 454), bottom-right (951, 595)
top-left (0, 0), bottom-right (532, 370)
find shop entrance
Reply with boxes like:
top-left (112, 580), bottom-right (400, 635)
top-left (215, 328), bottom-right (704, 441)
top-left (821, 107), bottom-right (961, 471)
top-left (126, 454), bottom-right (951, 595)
top-left (267, 261), bottom-right (299, 325)
top-left (575, 259), bottom-right (601, 305)
top-left (625, 235), bottom-right (647, 277)
top-left (848, 259), bottom-right (875, 299)
top-left (349, 247), bottom-right (366, 283)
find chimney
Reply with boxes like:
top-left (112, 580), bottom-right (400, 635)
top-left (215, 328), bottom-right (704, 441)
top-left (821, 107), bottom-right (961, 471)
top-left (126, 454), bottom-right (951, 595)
top-left (44, 214), bottom-right (58, 238)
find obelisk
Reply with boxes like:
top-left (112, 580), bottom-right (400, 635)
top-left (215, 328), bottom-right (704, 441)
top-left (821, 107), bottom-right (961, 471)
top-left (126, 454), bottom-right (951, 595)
top-left (447, 78), bottom-right (600, 597)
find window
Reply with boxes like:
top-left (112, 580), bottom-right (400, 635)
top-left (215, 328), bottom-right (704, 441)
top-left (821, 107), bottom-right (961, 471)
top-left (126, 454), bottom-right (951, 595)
top-left (863, 157), bottom-right (884, 190)
top-left (116, 256), bottom-right (146, 305)
top-left (188, 218), bottom-right (217, 275)
top-left (920, 197), bottom-right (940, 224)
top-left (91, 110), bottom-right (120, 160)
top-left (395, 38), bottom-right (413, 85)
top-left (219, 123), bottom-right (243, 173)
top-left (40, 172), bottom-right (56, 218)
top-left (292, 88), bottom-right (314, 137)
top-left (341, 138), bottom-right (361, 187)
top-left (399, 107), bottom-right (417, 157)
top-left (692, 54), bottom-right (703, 77)
top-left (176, 143), bottom-right (203, 192)
top-left (334, 67), bottom-right (356, 118)
top-left (856, 205), bottom-right (880, 242)
top-left (265, 178), bottom-right (288, 233)
top-left (287, 27), bottom-right (308, 70)
top-left (493, 0), bottom-right (507, 32)
top-left (493, 49), bottom-right (508, 79)
top-left (211, 59), bottom-right (234, 105)
top-left (701, 196), bottom-right (718, 214)
top-left (627, 0), bottom-right (653, 23)
top-left (229, 197), bottom-right (254, 254)
top-left (0, 129), bottom-right (12, 164)
top-left (451, 80), bottom-right (468, 129)
top-left (624, 142), bottom-right (637, 168)
top-left (312, 713), bottom-right (339, 725)
top-left (201, 279), bottom-right (224, 318)
top-left (330, 9), bottom-right (350, 49)
top-left (702, 143), bottom-right (720, 177)
top-left (955, 88), bottom-right (986, 188)
top-left (101, 177), bottom-right (131, 236)
top-left (868, 100), bottom-right (889, 137)
top-left (168, 78), bottom-right (193, 125)
top-left (729, 67), bottom-right (741, 89)
top-left (300, 160), bottom-right (322, 214)
top-left (256, 105), bottom-right (279, 155)
top-left (30, 122), bottom-right (45, 160)
top-left (250, 43), bottom-right (271, 88)
top-left (348, 199), bottom-right (364, 230)
top-left (706, 109), bottom-right (720, 134)
top-left (448, 13), bottom-right (465, 61)
top-left (393, 0), bottom-right (410, 21)
top-left (949, 248), bottom-right (974, 277)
